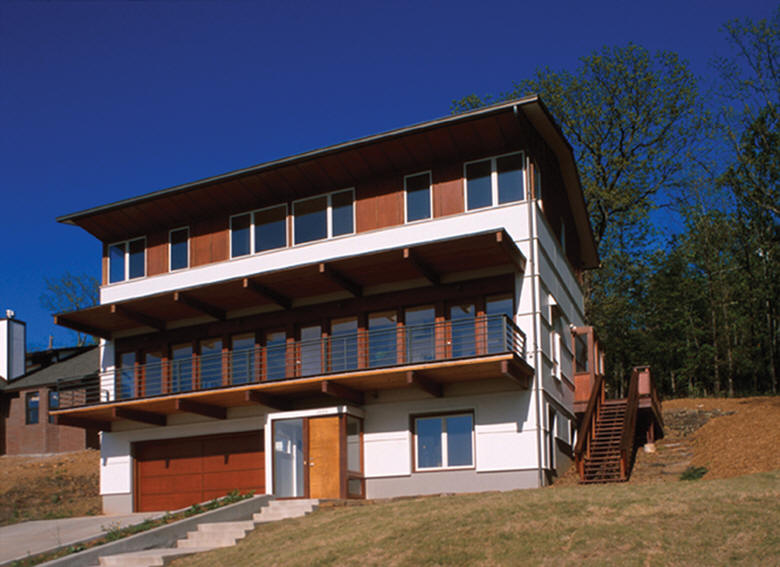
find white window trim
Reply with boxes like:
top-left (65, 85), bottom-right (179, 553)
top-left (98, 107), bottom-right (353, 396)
top-left (463, 150), bottom-right (526, 211)
top-left (107, 236), bottom-right (146, 284)
top-left (403, 170), bottom-right (433, 224)
top-left (291, 188), bottom-right (355, 246)
top-left (413, 412), bottom-right (475, 472)
top-left (168, 226), bottom-right (190, 272)
top-left (230, 203), bottom-right (289, 259)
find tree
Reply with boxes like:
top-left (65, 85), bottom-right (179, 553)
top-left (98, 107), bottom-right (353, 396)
top-left (453, 44), bottom-right (706, 392)
top-left (39, 272), bottom-right (99, 346)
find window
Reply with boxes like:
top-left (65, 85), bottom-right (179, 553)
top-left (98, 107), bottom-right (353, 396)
top-left (231, 204), bottom-right (288, 258)
top-left (299, 325), bottom-right (322, 376)
top-left (465, 152), bottom-right (525, 210)
top-left (265, 330), bottom-right (287, 381)
top-left (25, 392), bottom-right (39, 425)
top-left (231, 334), bottom-right (255, 385)
top-left (450, 303), bottom-right (476, 358)
top-left (414, 413), bottom-right (474, 470)
top-left (293, 189), bottom-right (354, 245)
top-left (369, 311), bottom-right (397, 367)
top-left (329, 317), bottom-right (357, 372)
top-left (169, 227), bottom-right (189, 271)
top-left (108, 237), bottom-right (145, 283)
top-left (171, 343), bottom-right (193, 393)
top-left (199, 339), bottom-right (223, 389)
top-left (143, 351), bottom-right (163, 397)
top-left (48, 390), bottom-right (58, 423)
top-left (486, 295), bottom-right (514, 353)
top-left (117, 352), bottom-right (136, 399)
top-left (405, 305), bottom-right (435, 363)
top-left (405, 171), bottom-right (432, 222)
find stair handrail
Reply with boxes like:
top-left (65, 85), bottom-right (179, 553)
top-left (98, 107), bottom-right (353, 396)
top-left (618, 367), bottom-right (641, 480)
top-left (574, 371), bottom-right (604, 466)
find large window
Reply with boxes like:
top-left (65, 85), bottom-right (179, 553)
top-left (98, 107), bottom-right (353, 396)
top-left (171, 343), bottom-right (193, 393)
top-left (465, 152), bottom-right (525, 211)
top-left (414, 413), bottom-right (474, 470)
top-left (293, 189), bottom-right (354, 245)
top-left (405, 305), bottom-right (435, 363)
top-left (108, 237), bottom-right (145, 283)
top-left (368, 311), bottom-right (397, 367)
top-left (199, 339), bottom-right (223, 389)
top-left (231, 334), bottom-right (255, 385)
top-left (231, 204), bottom-right (287, 258)
top-left (25, 392), bottom-right (39, 425)
top-left (169, 227), bottom-right (189, 271)
top-left (405, 171), bottom-right (432, 222)
top-left (117, 352), bottom-right (136, 399)
top-left (330, 317), bottom-right (358, 372)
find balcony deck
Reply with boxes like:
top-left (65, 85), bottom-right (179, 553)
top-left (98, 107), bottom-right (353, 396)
top-left (51, 315), bottom-right (533, 430)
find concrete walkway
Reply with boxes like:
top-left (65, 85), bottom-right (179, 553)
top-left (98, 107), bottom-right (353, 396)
top-left (0, 513), bottom-right (163, 565)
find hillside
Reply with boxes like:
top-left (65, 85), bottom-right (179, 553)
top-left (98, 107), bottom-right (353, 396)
top-left (0, 449), bottom-right (100, 525)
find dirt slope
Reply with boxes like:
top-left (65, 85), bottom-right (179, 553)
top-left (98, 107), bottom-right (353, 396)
top-left (0, 449), bottom-right (100, 526)
top-left (633, 396), bottom-right (779, 482)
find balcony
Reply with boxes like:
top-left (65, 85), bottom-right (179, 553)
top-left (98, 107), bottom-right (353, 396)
top-left (52, 315), bottom-right (532, 430)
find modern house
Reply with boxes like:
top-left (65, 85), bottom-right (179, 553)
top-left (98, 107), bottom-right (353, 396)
top-left (0, 315), bottom-right (100, 455)
top-left (51, 97), bottom-right (601, 514)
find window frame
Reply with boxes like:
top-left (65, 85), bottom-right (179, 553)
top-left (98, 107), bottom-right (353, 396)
top-left (107, 236), bottom-right (146, 284)
top-left (229, 203), bottom-right (289, 259)
top-left (403, 170), bottom-right (433, 223)
top-left (463, 151), bottom-right (526, 211)
top-left (412, 411), bottom-right (475, 472)
top-left (168, 226), bottom-right (190, 272)
top-left (292, 188), bottom-right (355, 246)
top-left (25, 391), bottom-right (40, 425)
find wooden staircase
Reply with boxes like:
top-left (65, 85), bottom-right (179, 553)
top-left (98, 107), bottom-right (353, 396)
top-left (574, 366), bottom-right (663, 484)
top-left (581, 399), bottom-right (628, 483)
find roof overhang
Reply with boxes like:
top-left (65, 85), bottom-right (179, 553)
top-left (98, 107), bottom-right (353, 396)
top-left (55, 229), bottom-right (526, 339)
top-left (57, 97), bottom-right (598, 268)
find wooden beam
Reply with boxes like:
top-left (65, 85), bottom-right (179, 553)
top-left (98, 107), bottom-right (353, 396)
top-left (55, 415), bottom-right (112, 431)
top-left (53, 315), bottom-right (111, 339)
top-left (244, 390), bottom-right (292, 411)
top-left (405, 371), bottom-right (443, 398)
top-left (321, 380), bottom-right (364, 405)
top-left (501, 359), bottom-right (531, 388)
top-left (402, 248), bottom-right (440, 285)
top-left (495, 230), bottom-right (526, 272)
top-left (319, 263), bottom-right (362, 297)
top-left (173, 291), bottom-right (226, 321)
top-left (113, 407), bottom-right (166, 426)
top-left (110, 304), bottom-right (166, 331)
top-left (176, 399), bottom-right (227, 420)
top-left (242, 278), bottom-right (292, 310)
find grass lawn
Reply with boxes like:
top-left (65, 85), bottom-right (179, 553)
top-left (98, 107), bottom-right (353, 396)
top-left (171, 470), bottom-right (779, 567)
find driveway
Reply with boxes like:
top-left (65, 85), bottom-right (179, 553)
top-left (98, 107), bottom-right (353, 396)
top-left (0, 512), bottom-right (163, 565)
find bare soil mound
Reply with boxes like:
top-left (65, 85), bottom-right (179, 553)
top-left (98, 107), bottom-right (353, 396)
top-left (0, 449), bottom-right (100, 526)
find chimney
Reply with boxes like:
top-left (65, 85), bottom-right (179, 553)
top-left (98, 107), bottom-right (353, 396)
top-left (0, 311), bottom-right (26, 381)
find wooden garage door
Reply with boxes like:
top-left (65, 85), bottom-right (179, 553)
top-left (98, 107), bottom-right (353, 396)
top-left (134, 431), bottom-right (264, 512)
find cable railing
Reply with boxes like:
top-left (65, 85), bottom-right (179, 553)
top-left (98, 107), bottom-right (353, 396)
top-left (55, 314), bottom-right (525, 409)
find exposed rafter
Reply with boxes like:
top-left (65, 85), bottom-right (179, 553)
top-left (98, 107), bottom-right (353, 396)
top-left (500, 359), bottom-right (532, 389)
top-left (173, 291), bottom-right (226, 321)
top-left (402, 248), bottom-right (440, 285)
top-left (405, 371), bottom-right (443, 398)
top-left (53, 315), bottom-right (111, 339)
top-left (113, 407), bottom-right (166, 426)
top-left (110, 304), bottom-right (166, 331)
top-left (242, 278), bottom-right (292, 310)
top-left (176, 399), bottom-right (227, 420)
top-left (321, 380), bottom-right (364, 405)
top-left (495, 231), bottom-right (526, 273)
top-left (55, 415), bottom-right (112, 431)
top-left (318, 263), bottom-right (362, 297)
top-left (244, 390), bottom-right (292, 411)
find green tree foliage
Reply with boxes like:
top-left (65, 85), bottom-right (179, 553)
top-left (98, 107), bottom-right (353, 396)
top-left (39, 272), bottom-right (99, 346)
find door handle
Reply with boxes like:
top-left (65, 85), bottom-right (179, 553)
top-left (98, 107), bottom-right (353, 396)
top-left (309, 462), bottom-right (315, 467)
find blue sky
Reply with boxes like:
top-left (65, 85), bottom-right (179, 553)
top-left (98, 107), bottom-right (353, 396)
top-left (0, 0), bottom-right (775, 349)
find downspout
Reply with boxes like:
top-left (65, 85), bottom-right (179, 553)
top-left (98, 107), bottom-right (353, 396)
top-left (523, 145), bottom-right (545, 488)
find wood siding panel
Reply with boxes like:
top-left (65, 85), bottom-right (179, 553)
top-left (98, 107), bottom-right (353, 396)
top-left (355, 177), bottom-right (403, 233)
top-left (146, 230), bottom-right (168, 277)
top-left (433, 162), bottom-right (464, 218)
top-left (191, 217), bottom-right (229, 267)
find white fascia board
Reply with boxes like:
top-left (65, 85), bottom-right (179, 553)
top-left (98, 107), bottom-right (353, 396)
top-left (100, 205), bottom-right (529, 305)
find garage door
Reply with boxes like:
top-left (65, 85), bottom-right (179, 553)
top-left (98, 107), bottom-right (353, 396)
top-left (134, 431), bottom-right (265, 512)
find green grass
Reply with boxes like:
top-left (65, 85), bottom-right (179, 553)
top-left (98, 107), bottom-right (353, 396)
top-left (171, 471), bottom-right (779, 567)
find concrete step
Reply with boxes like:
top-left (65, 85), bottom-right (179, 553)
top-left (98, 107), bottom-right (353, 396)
top-left (177, 534), bottom-right (238, 548)
top-left (197, 520), bottom-right (255, 533)
top-left (99, 547), bottom-right (212, 567)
